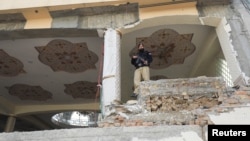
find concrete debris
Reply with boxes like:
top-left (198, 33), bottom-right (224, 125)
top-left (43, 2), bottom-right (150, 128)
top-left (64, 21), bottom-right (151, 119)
top-left (98, 76), bottom-right (250, 128)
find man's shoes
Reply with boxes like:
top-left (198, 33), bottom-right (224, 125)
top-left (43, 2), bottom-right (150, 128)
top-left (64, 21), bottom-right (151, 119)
top-left (130, 93), bottom-right (138, 98)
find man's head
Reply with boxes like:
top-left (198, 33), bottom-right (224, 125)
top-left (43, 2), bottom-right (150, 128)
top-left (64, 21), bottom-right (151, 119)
top-left (137, 42), bottom-right (144, 52)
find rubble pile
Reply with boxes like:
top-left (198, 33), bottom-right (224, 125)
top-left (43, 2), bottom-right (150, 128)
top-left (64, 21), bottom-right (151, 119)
top-left (143, 95), bottom-right (219, 112)
top-left (97, 76), bottom-right (250, 127)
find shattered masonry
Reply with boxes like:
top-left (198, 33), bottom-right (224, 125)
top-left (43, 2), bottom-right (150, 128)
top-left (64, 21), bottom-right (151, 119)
top-left (98, 76), bottom-right (250, 127)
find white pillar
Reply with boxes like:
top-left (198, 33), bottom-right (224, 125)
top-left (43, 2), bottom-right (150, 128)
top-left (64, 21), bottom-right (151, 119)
top-left (4, 116), bottom-right (16, 132)
top-left (102, 28), bottom-right (121, 116)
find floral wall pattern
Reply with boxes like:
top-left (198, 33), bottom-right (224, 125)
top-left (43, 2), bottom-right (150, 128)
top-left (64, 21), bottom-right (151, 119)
top-left (64, 81), bottom-right (98, 99)
top-left (36, 39), bottom-right (98, 73)
top-left (6, 84), bottom-right (52, 101)
top-left (129, 29), bottom-right (196, 69)
top-left (1, 39), bottom-right (100, 101)
top-left (0, 49), bottom-right (25, 76)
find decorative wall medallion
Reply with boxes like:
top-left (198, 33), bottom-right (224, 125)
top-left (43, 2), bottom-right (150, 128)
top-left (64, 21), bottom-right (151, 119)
top-left (6, 84), bottom-right (52, 101)
top-left (64, 81), bottom-right (98, 99)
top-left (129, 29), bottom-right (195, 69)
top-left (36, 39), bottom-right (98, 73)
top-left (0, 49), bottom-right (25, 76)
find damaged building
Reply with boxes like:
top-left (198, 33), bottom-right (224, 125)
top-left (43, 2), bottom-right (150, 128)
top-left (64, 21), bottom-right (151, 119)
top-left (0, 0), bottom-right (250, 140)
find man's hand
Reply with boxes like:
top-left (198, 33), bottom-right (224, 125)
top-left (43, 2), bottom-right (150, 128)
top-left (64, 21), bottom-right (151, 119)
top-left (132, 55), bottom-right (138, 59)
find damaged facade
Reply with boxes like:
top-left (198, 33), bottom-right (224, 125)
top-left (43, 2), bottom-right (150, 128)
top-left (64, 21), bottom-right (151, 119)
top-left (100, 76), bottom-right (250, 127)
top-left (0, 0), bottom-right (250, 140)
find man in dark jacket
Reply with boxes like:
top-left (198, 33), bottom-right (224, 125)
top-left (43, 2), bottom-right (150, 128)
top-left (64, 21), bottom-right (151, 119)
top-left (131, 42), bottom-right (153, 97)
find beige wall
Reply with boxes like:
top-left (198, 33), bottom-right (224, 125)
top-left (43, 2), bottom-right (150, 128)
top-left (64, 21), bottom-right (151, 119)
top-left (0, 0), bottom-right (180, 12)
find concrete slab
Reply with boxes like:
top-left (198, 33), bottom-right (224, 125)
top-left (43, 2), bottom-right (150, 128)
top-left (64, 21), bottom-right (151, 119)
top-left (208, 104), bottom-right (250, 124)
top-left (0, 125), bottom-right (204, 141)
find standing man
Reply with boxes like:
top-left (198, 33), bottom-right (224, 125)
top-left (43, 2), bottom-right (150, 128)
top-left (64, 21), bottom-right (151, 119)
top-left (131, 42), bottom-right (153, 97)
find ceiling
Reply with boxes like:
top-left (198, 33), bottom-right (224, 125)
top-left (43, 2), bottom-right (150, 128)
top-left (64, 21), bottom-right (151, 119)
top-left (0, 0), bottom-right (230, 132)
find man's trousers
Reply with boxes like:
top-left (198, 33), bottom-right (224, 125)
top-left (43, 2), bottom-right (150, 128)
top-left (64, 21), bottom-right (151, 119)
top-left (133, 66), bottom-right (150, 95)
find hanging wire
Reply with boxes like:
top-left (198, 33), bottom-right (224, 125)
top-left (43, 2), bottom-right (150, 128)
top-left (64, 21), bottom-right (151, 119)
top-left (95, 42), bottom-right (104, 102)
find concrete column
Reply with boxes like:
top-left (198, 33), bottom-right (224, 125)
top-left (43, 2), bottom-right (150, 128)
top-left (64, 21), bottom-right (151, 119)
top-left (4, 116), bottom-right (16, 132)
top-left (101, 28), bottom-right (121, 116)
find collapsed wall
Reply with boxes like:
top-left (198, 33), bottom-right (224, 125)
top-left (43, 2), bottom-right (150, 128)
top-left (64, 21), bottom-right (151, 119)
top-left (98, 76), bottom-right (236, 127)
